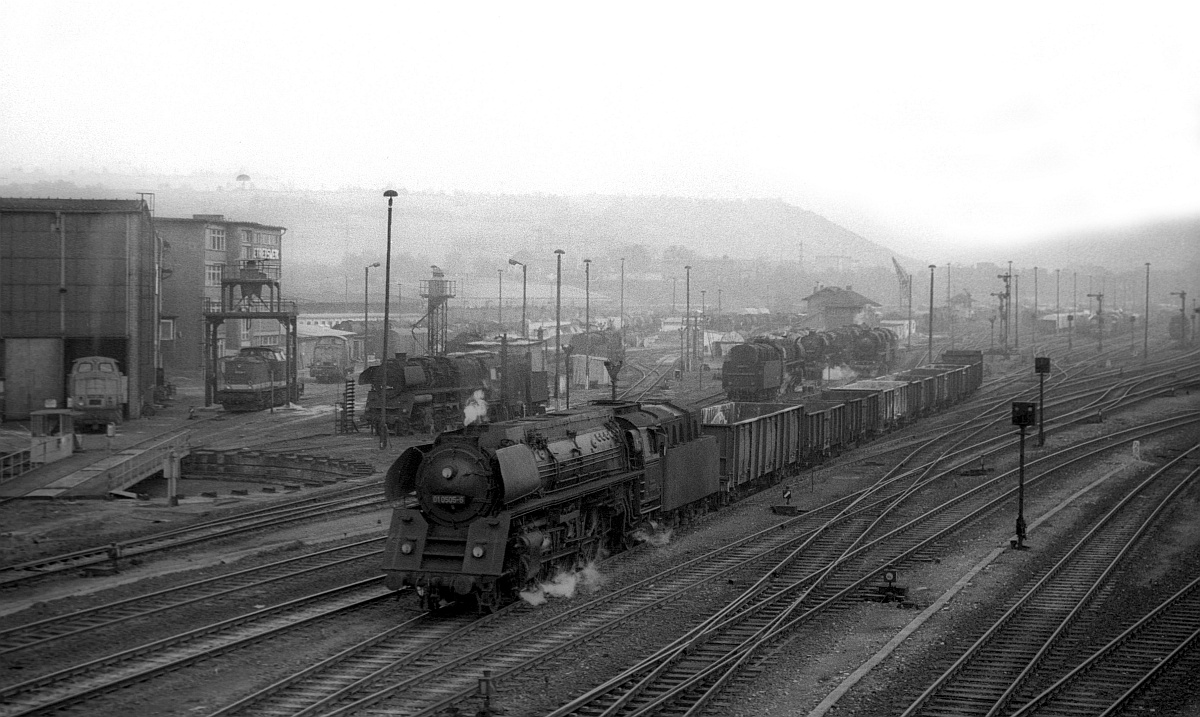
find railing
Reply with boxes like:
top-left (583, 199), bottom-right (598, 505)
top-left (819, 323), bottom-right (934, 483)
top-left (203, 298), bottom-right (298, 314)
top-left (93, 431), bottom-right (192, 494)
top-left (1, 448), bottom-right (34, 483)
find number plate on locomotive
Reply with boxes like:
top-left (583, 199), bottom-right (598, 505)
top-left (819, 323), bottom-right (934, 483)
top-left (431, 494), bottom-right (467, 505)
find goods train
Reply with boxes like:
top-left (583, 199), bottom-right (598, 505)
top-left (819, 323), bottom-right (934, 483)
top-left (722, 326), bottom-right (897, 401)
top-left (68, 356), bottom-right (128, 428)
top-left (361, 350), bottom-right (549, 436)
top-left (215, 347), bottom-right (301, 412)
top-left (309, 336), bottom-right (352, 383)
top-left (381, 350), bottom-right (982, 611)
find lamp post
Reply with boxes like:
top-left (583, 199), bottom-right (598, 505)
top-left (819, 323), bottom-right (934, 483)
top-left (1144, 263), bottom-right (1150, 360)
top-left (497, 269), bottom-right (503, 329)
top-left (1035, 357), bottom-right (1050, 447)
top-left (379, 190), bottom-right (398, 449)
top-left (685, 265), bottom-right (692, 372)
top-left (928, 264), bottom-right (936, 365)
top-left (363, 262), bottom-right (379, 367)
top-left (554, 249), bottom-right (564, 406)
top-left (508, 258), bottom-right (527, 338)
top-left (583, 258), bottom-right (591, 387)
top-left (672, 277), bottom-right (677, 315)
top-left (619, 257), bottom-right (625, 348)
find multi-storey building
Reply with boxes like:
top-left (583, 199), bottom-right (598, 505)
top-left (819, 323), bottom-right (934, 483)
top-left (155, 214), bottom-right (287, 373)
top-left (0, 198), bottom-right (160, 420)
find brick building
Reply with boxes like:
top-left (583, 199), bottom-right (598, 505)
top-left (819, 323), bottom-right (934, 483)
top-left (800, 285), bottom-right (881, 330)
top-left (155, 215), bottom-right (287, 374)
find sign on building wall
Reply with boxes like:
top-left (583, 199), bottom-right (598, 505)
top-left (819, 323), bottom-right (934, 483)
top-left (253, 247), bottom-right (280, 260)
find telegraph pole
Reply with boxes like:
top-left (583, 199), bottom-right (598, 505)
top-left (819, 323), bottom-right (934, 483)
top-left (1088, 293), bottom-right (1104, 352)
top-left (928, 265), bottom-right (936, 364)
top-left (1144, 263), bottom-right (1150, 360)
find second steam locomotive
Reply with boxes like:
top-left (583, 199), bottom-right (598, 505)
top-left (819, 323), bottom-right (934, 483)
top-left (722, 325), bottom-right (897, 401)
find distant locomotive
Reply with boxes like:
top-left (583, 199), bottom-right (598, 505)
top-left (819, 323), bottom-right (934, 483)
top-left (360, 350), bottom-right (549, 436)
top-left (216, 347), bottom-right (301, 412)
top-left (68, 356), bottom-right (128, 428)
top-left (722, 325), bottom-right (896, 401)
top-left (309, 336), bottom-right (352, 383)
top-left (382, 400), bottom-right (719, 611)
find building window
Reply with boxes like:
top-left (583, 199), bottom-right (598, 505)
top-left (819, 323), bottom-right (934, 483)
top-left (205, 262), bottom-right (224, 286)
top-left (207, 226), bottom-right (226, 251)
top-left (255, 231), bottom-right (279, 246)
top-left (258, 333), bottom-right (281, 346)
top-left (241, 229), bottom-right (252, 243)
top-left (159, 319), bottom-right (176, 341)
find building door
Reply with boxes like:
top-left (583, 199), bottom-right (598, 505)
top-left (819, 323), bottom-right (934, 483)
top-left (3, 339), bottom-right (63, 420)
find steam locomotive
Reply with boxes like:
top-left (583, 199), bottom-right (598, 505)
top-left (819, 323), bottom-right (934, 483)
top-left (381, 400), bottom-right (719, 611)
top-left (215, 347), bottom-right (301, 412)
top-left (723, 325), bottom-right (897, 401)
top-left (360, 350), bottom-right (549, 436)
top-left (381, 350), bottom-right (982, 612)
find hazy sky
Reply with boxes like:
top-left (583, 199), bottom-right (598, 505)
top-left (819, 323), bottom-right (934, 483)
top-left (2, 2), bottom-right (1198, 255)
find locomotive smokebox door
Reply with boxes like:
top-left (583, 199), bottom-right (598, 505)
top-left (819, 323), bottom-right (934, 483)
top-left (1011, 402), bottom-right (1036, 427)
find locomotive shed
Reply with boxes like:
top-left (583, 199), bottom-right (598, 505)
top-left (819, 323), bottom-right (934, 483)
top-left (1, 341), bottom-right (1198, 717)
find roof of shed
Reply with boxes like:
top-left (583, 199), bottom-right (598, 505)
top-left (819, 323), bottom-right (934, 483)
top-left (0, 197), bottom-right (148, 213)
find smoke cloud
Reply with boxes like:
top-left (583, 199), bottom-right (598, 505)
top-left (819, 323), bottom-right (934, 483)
top-left (463, 389), bottom-right (488, 426)
top-left (519, 562), bottom-right (606, 606)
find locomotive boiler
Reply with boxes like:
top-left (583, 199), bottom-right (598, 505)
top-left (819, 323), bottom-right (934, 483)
top-left (721, 334), bottom-right (806, 401)
top-left (381, 400), bottom-right (719, 611)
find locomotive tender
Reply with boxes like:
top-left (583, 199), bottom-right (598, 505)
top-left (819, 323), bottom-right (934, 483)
top-left (382, 350), bottom-right (984, 611)
top-left (361, 350), bottom-right (548, 436)
top-left (382, 400), bottom-right (718, 610)
top-left (215, 347), bottom-right (301, 412)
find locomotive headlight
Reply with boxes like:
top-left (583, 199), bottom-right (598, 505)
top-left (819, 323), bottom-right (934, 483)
top-left (400, 542), bottom-right (414, 555)
top-left (471, 545), bottom-right (486, 559)
top-left (442, 466), bottom-right (455, 479)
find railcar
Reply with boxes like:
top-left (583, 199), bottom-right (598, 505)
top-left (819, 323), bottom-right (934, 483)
top-left (360, 350), bottom-right (548, 436)
top-left (68, 356), bottom-right (128, 428)
top-left (215, 347), bottom-right (301, 412)
top-left (381, 400), bottom-right (719, 610)
top-left (309, 336), bottom-right (352, 383)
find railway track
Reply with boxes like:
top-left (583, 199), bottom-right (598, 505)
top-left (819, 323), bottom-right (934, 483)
top-left (1009, 573), bottom-right (1200, 716)
top-left (0, 537), bottom-right (386, 657)
top-left (898, 442), bottom-right (1200, 717)
top-left (0, 483), bottom-right (387, 588)
top-left (543, 414), bottom-right (1200, 717)
top-left (199, 397), bottom-right (1198, 717)
top-left (0, 579), bottom-right (392, 717)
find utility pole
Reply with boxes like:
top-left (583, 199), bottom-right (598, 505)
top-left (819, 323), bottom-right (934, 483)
top-left (554, 249), bottom-right (564, 406)
top-left (1171, 290), bottom-right (1188, 346)
top-left (1088, 293), bottom-right (1104, 352)
top-left (1144, 263), bottom-right (1150, 360)
top-left (928, 265), bottom-right (936, 365)
top-left (685, 265), bottom-right (692, 373)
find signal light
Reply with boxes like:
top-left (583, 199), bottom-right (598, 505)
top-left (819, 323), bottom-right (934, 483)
top-left (400, 542), bottom-right (414, 555)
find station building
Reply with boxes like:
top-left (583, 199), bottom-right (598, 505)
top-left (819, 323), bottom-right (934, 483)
top-left (0, 198), bottom-right (160, 420)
